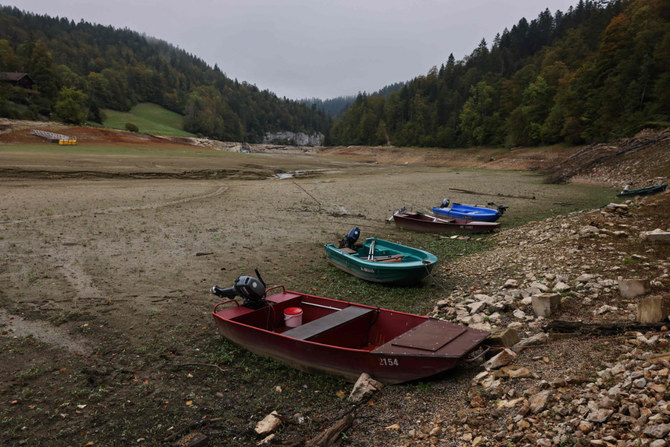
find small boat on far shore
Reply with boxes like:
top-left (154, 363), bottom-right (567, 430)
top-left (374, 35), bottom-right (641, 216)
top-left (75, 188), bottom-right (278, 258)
top-left (389, 210), bottom-right (499, 234)
top-left (617, 183), bottom-right (667, 197)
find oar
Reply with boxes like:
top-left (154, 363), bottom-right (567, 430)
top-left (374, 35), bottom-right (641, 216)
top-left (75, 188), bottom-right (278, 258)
top-left (367, 240), bottom-right (376, 261)
top-left (418, 209), bottom-right (455, 224)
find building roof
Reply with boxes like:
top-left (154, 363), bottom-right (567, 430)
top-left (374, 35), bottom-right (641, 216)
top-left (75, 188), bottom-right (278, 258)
top-left (0, 72), bottom-right (32, 81)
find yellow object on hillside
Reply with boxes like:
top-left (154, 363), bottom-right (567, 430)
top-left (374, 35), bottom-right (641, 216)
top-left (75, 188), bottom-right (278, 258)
top-left (31, 129), bottom-right (77, 145)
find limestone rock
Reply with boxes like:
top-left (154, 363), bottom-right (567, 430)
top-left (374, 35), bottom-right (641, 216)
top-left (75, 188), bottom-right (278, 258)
top-left (619, 278), bottom-right (650, 299)
top-left (579, 225), bottom-right (600, 238)
top-left (531, 293), bottom-right (562, 318)
top-left (529, 390), bottom-right (551, 413)
top-left (487, 328), bottom-right (520, 347)
top-left (484, 348), bottom-right (518, 370)
top-left (640, 229), bottom-right (670, 244)
top-left (637, 295), bottom-right (670, 323)
top-left (514, 332), bottom-right (549, 350)
top-left (348, 373), bottom-right (382, 403)
top-left (255, 411), bottom-right (282, 435)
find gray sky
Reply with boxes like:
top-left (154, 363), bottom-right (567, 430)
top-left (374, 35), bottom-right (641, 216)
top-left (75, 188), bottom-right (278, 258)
top-left (5, 0), bottom-right (580, 100)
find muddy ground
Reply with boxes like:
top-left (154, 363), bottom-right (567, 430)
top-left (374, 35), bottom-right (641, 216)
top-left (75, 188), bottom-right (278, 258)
top-left (0, 123), bottom-right (669, 446)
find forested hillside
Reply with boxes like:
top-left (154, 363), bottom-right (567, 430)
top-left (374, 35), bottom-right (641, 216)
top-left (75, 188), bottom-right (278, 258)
top-left (330, 0), bottom-right (670, 147)
top-left (302, 82), bottom-right (405, 117)
top-left (0, 6), bottom-right (330, 143)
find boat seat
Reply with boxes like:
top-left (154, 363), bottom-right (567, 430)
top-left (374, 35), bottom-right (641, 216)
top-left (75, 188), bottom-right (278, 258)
top-left (371, 254), bottom-right (404, 262)
top-left (340, 247), bottom-right (357, 254)
top-left (282, 306), bottom-right (373, 340)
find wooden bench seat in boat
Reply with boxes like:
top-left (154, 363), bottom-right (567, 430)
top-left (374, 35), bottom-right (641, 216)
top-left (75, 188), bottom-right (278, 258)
top-left (282, 306), bottom-right (373, 341)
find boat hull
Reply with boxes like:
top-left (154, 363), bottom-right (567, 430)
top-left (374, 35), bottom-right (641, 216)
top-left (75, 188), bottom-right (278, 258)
top-left (393, 212), bottom-right (499, 234)
top-left (617, 183), bottom-right (667, 197)
top-left (212, 291), bottom-right (489, 384)
top-left (432, 204), bottom-right (501, 222)
top-left (324, 237), bottom-right (437, 284)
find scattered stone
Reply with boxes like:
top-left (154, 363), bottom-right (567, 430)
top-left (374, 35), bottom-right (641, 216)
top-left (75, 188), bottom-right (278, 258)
top-left (529, 390), bottom-right (550, 413)
top-left (503, 279), bottom-right (519, 288)
top-left (257, 434), bottom-right (275, 445)
top-left (643, 423), bottom-right (670, 439)
top-left (576, 273), bottom-right (595, 283)
top-left (348, 373), bottom-right (382, 403)
top-left (637, 295), bottom-right (670, 323)
top-left (501, 366), bottom-right (532, 378)
top-left (531, 293), bottom-right (562, 317)
top-left (484, 348), bottom-right (518, 370)
top-left (513, 333), bottom-right (549, 350)
top-left (255, 411), bottom-right (281, 436)
top-left (487, 328), bottom-right (520, 347)
top-left (579, 225), bottom-right (600, 238)
top-left (595, 304), bottom-right (618, 315)
top-left (553, 281), bottom-right (570, 292)
top-left (640, 228), bottom-right (670, 244)
top-left (603, 203), bottom-right (629, 213)
top-left (173, 432), bottom-right (208, 447)
top-left (619, 278), bottom-right (650, 298)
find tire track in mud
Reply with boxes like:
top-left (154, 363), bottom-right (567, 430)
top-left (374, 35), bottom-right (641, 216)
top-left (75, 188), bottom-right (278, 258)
top-left (0, 309), bottom-right (93, 356)
top-left (0, 184), bottom-right (228, 226)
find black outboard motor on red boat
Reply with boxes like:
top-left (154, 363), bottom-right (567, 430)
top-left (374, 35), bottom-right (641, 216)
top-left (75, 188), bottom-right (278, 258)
top-left (338, 226), bottom-right (360, 249)
top-left (211, 269), bottom-right (267, 309)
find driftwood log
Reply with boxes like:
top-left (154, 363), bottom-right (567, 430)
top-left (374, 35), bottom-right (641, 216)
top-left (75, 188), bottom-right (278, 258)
top-left (545, 320), bottom-right (668, 335)
top-left (305, 413), bottom-right (354, 447)
top-left (448, 187), bottom-right (535, 200)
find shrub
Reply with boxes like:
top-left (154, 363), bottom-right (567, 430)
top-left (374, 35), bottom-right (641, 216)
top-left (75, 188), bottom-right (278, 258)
top-left (125, 122), bottom-right (139, 132)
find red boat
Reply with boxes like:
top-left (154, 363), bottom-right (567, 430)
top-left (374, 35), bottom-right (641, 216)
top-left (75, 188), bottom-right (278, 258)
top-left (211, 275), bottom-right (489, 384)
top-left (389, 210), bottom-right (500, 234)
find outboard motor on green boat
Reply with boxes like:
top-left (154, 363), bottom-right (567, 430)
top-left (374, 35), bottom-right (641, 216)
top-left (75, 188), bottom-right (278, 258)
top-left (338, 226), bottom-right (360, 249)
top-left (212, 269), bottom-right (267, 309)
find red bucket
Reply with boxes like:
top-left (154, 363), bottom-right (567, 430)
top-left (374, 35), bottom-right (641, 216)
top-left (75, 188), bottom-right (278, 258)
top-left (283, 307), bottom-right (303, 327)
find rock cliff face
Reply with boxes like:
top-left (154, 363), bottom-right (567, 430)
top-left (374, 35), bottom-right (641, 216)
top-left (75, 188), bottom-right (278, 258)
top-left (263, 131), bottom-right (323, 146)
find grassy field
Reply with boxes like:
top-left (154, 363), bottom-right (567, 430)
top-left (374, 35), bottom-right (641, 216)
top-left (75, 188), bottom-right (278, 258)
top-left (102, 103), bottom-right (194, 137)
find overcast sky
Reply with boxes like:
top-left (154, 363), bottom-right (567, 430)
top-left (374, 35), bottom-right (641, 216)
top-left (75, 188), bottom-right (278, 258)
top-left (5, 0), bottom-right (580, 100)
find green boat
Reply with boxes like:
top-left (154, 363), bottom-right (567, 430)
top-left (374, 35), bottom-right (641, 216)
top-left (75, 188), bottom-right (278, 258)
top-left (324, 237), bottom-right (438, 285)
top-left (617, 183), bottom-right (667, 197)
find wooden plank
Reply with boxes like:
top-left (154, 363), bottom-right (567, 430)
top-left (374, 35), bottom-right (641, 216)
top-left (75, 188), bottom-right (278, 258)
top-left (390, 319), bottom-right (466, 352)
top-left (283, 306), bottom-right (373, 340)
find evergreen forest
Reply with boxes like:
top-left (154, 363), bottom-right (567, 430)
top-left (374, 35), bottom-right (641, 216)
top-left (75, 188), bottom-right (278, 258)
top-left (1, 0), bottom-right (669, 148)
top-left (0, 5), bottom-right (331, 143)
top-left (329, 0), bottom-right (670, 147)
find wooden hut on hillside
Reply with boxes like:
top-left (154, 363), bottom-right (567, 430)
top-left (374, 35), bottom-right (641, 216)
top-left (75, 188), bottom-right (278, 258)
top-left (0, 72), bottom-right (35, 90)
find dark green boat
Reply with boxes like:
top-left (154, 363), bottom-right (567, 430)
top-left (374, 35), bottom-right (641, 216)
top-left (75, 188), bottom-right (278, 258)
top-left (324, 237), bottom-right (438, 285)
top-left (617, 183), bottom-right (667, 197)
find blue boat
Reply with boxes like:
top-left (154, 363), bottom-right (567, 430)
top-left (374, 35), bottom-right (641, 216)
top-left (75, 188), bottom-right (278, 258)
top-left (324, 237), bottom-right (438, 285)
top-left (432, 199), bottom-right (506, 222)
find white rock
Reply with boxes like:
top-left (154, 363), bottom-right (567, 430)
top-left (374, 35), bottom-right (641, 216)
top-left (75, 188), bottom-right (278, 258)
top-left (255, 411), bottom-right (282, 435)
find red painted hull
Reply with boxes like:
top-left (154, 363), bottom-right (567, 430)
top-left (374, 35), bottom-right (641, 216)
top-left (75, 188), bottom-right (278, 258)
top-left (212, 289), bottom-right (489, 384)
top-left (392, 212), bottom-right (500, 234)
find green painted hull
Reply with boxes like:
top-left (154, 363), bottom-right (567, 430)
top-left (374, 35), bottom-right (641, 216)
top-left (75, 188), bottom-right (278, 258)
top-left (324, 238), bottom-right (438, 285)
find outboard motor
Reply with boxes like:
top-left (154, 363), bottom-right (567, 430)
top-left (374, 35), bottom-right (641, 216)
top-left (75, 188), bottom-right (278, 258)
top-left (440, 198), bottom-right (450, 208)
top-left (211, 269), bottom-right (267, 309)
top-left (338, 226), bottom-right (360, 249)
top-left (487, 202), bottom-right (508, 215)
